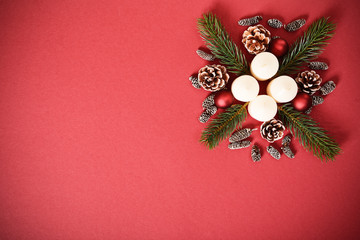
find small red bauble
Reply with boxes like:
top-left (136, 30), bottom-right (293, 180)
top-left (292, 93), bottom-right (312, 112)
top-left (269, 38), bottom-right (289, 57)
top-left (214, 90), bottom-right (234, 108)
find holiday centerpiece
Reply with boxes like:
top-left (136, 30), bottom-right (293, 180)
top-left (189, 13), bottom-right (341, 162)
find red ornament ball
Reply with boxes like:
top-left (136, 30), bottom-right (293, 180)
top-left (269, 38), bottom-right (289, 57)
top-left (292, 93), bottom-right (312, 112)
top-left (214, 90), bottom-right (234, 108)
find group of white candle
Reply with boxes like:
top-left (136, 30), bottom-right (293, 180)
top-left (231, 52), bottom-right (298, 122)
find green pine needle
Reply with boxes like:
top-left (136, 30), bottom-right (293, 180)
top-left (278, 104), bottom-right (341, 161)
top-left (200, 104), bottom-right (248, 149)
top-left (197, 13), bottom-right (250, 75)
top-left (277, 17), bottom-right (336, 76)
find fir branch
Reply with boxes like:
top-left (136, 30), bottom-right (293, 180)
top-left (278, 104), bottom-right (341, 161)
top-left (200, 104), bottom-right (248, 149)
top-left (277, 17), bottom-right (336, 76)
top-left (197, 13), bottom-right (250, 75)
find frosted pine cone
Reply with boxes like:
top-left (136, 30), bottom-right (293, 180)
top-left (242, 24), bottom-right (271, 54)
top-left (198, 65), bottom-right (229, 92)
top-left (260, 119), bottom-right (285, 143)
top-left (295, 70), bottom-right (322, 95)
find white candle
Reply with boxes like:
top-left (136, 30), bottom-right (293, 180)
top-left (250, 52), bottom-right (279, 81)
top-left (231, 75), bottom-right (259, 102)
top-left (248, 95), bottom-right (277, 122)
top-left (267, 75), bottom-right (298, 103)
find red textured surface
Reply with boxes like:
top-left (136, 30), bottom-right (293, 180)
top-left (1, 0), bottom-right (360, 239)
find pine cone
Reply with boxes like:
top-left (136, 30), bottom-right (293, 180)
top-left (295, 70), bottom-right (322, 95)
top-left (242, 24), bottom-right (271, 54)
top-left (260, 119), bottom-right (285, 143)
top-left (198, 65), bottom-right (229, 92)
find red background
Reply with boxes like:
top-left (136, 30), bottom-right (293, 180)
top-left (1, 0), bottom-right (360, 239)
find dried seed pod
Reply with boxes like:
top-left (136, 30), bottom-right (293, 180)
top-left (281, 145), bottom-right (295, 158)
top-left (282, 135), bottom-right (292, 146)
top-left (309, 62), bottom-right (329, 70)
top-left (320, 81), bottom-right (336, 96)
top-left (251, 145), bottom-right (261, 162)
top-left (238, 16), bottom-right (263, 26)
top-left (267, 19), bottom-right (283, 28)
top-left (305, 107), bottom-right (312, 115)
top-left (199, 111), bottom-right (211, 123)
top-left (189, 75), bottom-right (201, 89)
top-left (284, 19), bottom-right (306, 32)
top-left (196, 49), bottom-right (215, 61)
top-left (229, 128), bottom-right (256, 143)
top-left (206, 105), bottom-right (217, 116)
top-left (267, 146), bottom-right (281, 160)
top-left (312, 95), bottom-right (324, 106)
top-left (228, 140), bottom-right (251, 150)
top-left (202, 94), bottom-right (215, 110)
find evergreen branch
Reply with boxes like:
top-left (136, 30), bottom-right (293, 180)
top-left (197, 13), bottom-right (250, 75)
top-left (277, 17), bottom-right (336, 76)
top-left (200, 104), bottom-right (248, 149)
top-left (278, 104), bottom-right (341, 161)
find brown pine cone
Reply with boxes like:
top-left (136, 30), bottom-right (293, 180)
top-left (295, 70), bottom-right (322, 95)
top-left (260, 119), bottom-right (285, 143)
top-left (198, 65), bottom-right (229, 92)
top-left (242, 24), bottom-right (271, 54)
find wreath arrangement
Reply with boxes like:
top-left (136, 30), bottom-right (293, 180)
top-left (189, 13), bottom-right (341, 162)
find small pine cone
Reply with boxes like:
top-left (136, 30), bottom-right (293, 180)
top-left (238, 16), bottom-right (263, 26)
top-left (196, 49), bottom-right (215, 61)
top-left (312, 95), bottom-right (324, 106)
top-left (206, 105), bottom-right (217, 116)
top-left (267, 19), bottom-right (283, 29)
top-left (305, 107), bottom-right (312, 115)
top-left (251, 145), bottom-right (261, 162)
top-left (229, 128), bottom-right (255, 143)
top-left (260, 119), bottom-right (285, 143)
top-left (198, 65), bottom-right (229, 92)
top-left (242, 24), bottom-right (271, 54)
top-left (272, 36), bottom-right (280, 39)
top-left (284, 19), bottom-right (306, 32)
top-left (320, 81), bottom-right (336, 96)
top-left (282, 135), bottom-right (292, 146)
top-left (228, 140), bottom-right (251, 150)
top-left (199, 111), bottom-right (211, 123)
top-left (281, 145), bottom-right (295, 158)
top-left (309, 62), bottom-right (329, 70)
top-left (267, 145), bottom-right (281, 160)
top-left (202, 94), bottom-right (215, 109)
top-left (295, 70), bottom-right (322, 95)
top-left (189, 75), bottom-right (201, 89)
